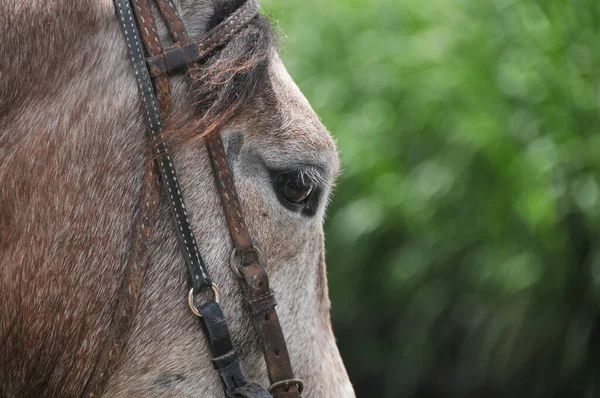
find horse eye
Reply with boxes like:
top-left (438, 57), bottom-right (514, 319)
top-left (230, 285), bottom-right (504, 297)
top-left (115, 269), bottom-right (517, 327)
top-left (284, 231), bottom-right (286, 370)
top-left (276, 172), bottom-right (314, 205)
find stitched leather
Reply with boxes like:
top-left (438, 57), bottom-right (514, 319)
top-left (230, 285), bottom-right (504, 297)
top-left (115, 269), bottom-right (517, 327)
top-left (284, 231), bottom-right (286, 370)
top-left (82, 154), bottom-right (161, 397)
top-left (114, 0), bottom-right (213, 293)
top-left (154, 2), bottom-right (301, 395)
top-left (107, 1), bottom-right (270, 397)
top-left (206, 135), bottom-right (301, 397)
top-left (197, 301), bottom-right (246, 395)
top-left (131, 0), bottom-right (172, 118)
top-left (146, 0), bottom-right (259, 77)
top-left (102, 1), bottom-right (301, 397)
top-left (142, 3), bottom-right (270, 395)
top-left (154, 0), bottom-right (189, 44)
top-left (205, 136), bottom-right (254, 251)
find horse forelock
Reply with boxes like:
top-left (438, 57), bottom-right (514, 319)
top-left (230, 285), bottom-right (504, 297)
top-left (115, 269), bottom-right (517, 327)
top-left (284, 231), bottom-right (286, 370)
top-left (163, 15), bottom-right (276, 149)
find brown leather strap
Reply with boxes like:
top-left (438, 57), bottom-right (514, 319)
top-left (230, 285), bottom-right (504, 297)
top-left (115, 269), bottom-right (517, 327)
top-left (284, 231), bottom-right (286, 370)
top-left (131, 0), bottom-right (172, 117)
top-left (205, 135), bottom-right (301, 397)
top-left (147, 2), bottom-right (301, 396)
top-left (146, 1), bottom-right (301, 395)
top-left (82, 153), bottom-right (161, 397)
top-left (154, 0), bottom-right (192, 48)
top-left (146, 0), bottom-right (260, 78)
top-left (154, 0), bottom-right (189, 44)
top-left (101, 1), bottom-right (301, 396)
top-left (123, 2), bottom-right (266, 396)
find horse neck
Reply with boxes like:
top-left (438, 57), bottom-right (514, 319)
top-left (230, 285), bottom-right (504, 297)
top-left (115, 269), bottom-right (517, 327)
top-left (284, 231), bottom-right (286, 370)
top-left (0, 3), bottom-right (149, 395)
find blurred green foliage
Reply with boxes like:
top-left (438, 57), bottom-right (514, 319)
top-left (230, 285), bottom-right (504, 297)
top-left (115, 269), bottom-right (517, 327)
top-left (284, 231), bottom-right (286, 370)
top-left (262, 0), bottom-right (600, 396)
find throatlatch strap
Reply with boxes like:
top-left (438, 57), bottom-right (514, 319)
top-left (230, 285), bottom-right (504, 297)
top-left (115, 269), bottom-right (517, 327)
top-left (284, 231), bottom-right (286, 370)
top-left (112, 0), bottom-right (263, 397)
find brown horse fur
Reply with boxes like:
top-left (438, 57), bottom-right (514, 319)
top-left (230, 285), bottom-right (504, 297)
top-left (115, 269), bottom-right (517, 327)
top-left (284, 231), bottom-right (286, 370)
top-left (0, 0), bottom-right (354, 396)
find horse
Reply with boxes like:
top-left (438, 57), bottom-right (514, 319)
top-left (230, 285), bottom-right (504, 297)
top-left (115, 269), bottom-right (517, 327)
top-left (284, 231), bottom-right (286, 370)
top-left (0, 0), bottom-right (355, 396)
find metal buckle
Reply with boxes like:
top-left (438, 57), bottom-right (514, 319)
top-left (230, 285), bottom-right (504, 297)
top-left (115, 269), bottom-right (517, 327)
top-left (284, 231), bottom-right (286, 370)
top-left (187, 283), bottom-right (220, 317)
top-left (268, 379), bottom-right (304, 394)
top-left (229, 247), bottom-right (262, 279)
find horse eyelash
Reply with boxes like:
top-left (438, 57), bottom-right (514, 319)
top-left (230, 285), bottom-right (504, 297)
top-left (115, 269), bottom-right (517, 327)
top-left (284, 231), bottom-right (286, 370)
top-left (296, 166), bottom-right (326, 187)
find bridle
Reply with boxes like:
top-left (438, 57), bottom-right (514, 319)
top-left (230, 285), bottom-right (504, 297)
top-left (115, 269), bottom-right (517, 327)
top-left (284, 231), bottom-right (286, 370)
top-left (82, 0), bottom-right (302, 397)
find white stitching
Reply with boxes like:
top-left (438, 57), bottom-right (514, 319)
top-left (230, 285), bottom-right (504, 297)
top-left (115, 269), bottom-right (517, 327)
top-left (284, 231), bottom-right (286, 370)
top-left (117, 0), bottom-right (207, 282)
top-left (118, 0), bottom-right (259, 283)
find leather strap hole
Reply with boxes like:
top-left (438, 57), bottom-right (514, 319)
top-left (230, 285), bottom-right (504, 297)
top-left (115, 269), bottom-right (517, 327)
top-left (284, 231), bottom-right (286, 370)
top-left (274, 348), bottom-right (280, 357)
top-left (264, 313), bottom-right (270, 321)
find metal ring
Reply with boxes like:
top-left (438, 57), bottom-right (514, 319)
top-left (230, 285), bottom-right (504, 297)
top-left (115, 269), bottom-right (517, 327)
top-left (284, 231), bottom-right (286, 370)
top-left (268, 379), bottom-right (304, 394)
top-left (229, 246), bottom-right (262, 279)
top-left (229, 248), bottom-right (243, 279)
top-left (187, 283), bottom-right (220, 317)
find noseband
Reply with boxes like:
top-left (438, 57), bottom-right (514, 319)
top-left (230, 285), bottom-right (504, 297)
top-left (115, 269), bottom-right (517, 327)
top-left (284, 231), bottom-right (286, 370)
top-left (82, 1), bottom-right (302, 396)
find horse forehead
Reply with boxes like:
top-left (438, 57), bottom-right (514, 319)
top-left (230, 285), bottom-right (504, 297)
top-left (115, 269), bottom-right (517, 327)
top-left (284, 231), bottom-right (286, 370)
top-left (266, 52), bottom-right (336, 153)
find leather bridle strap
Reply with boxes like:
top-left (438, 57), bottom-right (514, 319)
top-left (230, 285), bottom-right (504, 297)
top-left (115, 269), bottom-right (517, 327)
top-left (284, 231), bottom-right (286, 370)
top-left (82, 151), bottom-right (160, 397)
top-left (136, 1), bottom-right (302, 396)
top-left (206, 135), bottom-right (302, 397)
top-left (106, 0), bottom-right (269, 397)
top-left (106, 0), bottom-right (303, 397)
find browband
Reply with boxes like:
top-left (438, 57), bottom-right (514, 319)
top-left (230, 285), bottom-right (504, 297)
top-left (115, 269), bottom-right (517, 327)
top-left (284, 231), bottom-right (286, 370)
top-left (146, 0), bottom-right (260, 77)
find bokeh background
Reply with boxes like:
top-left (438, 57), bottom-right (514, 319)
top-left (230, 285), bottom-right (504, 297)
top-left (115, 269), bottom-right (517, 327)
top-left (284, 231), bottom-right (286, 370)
top-left (262, 0), bottom-right (600, 397)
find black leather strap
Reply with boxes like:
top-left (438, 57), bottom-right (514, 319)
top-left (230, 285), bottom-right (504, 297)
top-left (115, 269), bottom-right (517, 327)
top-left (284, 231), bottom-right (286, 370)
top-left (114, 0), bottom-right (211, 293)
top-left (113, 1), bottom-right (269, 397)
top-left (198, 301), bottom-right (270, 398)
